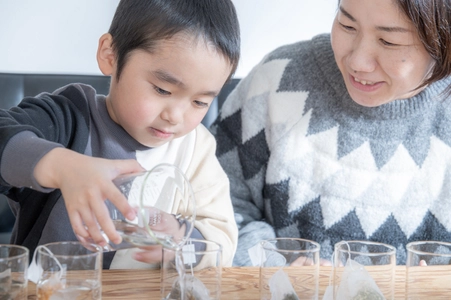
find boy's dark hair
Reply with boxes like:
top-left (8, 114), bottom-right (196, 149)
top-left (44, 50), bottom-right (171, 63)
top-left (395, 0), bottom-right (451, 93)
top-left (108, 0), bottom-right (240, 81)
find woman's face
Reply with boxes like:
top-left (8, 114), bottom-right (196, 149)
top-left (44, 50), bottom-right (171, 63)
top-left (331, 0), bottom-right (435, 107)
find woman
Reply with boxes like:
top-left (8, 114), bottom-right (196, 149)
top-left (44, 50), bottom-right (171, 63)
top-left (211, 0), bottom-right (451, 265)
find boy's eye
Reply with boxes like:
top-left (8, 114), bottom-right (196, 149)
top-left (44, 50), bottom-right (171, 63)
top-left (154, 86), bottom-right (171, 96)
top-left (194, 100), bottom-right (209, 108)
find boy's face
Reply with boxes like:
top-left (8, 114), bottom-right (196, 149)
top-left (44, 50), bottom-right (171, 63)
top-left (105, 34), bottom-right (232, 147)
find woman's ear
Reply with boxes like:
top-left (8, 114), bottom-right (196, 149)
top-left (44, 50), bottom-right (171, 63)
top-left (97, 33), bottom-right (115, 76)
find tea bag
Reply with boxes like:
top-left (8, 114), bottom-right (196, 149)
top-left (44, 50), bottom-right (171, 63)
top-left (168, 274), bottom-right (210, 300)
top-left (269, 268), bottom-right (299, 300)
top-left (27, 257), bottom-right (42, 284)
top-left (28, 245), bottom-right (64, 285)
top-left (335, 259), bottom-right (384, 300)
top-left (322, 286), bottom-right (334, 300)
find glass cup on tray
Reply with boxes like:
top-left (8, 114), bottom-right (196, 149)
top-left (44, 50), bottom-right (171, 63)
top-left (34, 241), bottom-right (102, 300)
top-left (0, 244), bottom-right (28, 300)
top-left (78, 163), bottom-right (196, 251)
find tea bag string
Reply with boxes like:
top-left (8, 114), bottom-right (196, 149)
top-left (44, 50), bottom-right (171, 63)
top-left (187, 239), bottom-right (194, 277)
top-left (343, 241), bottom-right (358, 271)
top-left (327, 252), bottom-right (335, 286)
top-left (180, 239), bottom-right (195, 276)
top-left (33, 245), bottom-right (64, 280)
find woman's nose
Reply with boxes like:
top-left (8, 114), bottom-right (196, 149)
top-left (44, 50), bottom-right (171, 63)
top-left (348, 37), bottom-right (377, 73)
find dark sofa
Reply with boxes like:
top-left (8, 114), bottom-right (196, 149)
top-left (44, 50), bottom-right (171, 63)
top-left (0, 72), bottom-right (239, 243)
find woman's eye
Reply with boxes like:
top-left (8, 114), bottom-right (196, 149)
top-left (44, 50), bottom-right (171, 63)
top-left (154, 86), bottom-right (171, 95)
top-left (380, 39), bottom-right (399, 46)
top-left (339, 22), bottom-right (355, 31)
top-left (194, 100), bottom-right (209, 108)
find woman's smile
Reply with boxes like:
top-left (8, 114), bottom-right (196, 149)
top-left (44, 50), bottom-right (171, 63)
top-left (349, 74), bottom-right (384, 92)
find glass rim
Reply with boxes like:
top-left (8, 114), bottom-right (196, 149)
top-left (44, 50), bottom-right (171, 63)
top-left (406, 240), bottom-right (451, 256)
top-left (260, 238), bottom-right (321, 253)
top-left (0, 244), bottom-right (29, 260)
top-left (38, 241), bottom-right (102, 258)
top-left (166, 238), bottom-right (223, 254)
top-left (335, 240), bottom-right (396, 256)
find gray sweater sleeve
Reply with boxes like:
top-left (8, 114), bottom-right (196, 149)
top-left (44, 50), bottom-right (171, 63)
top-left (0, 84), bottom-right (92, 189)
top-left (1, 131), bottom-right (62, 192)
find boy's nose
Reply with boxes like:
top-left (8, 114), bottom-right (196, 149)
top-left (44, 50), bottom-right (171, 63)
top-left (161, 105), bottom-right (184, 125)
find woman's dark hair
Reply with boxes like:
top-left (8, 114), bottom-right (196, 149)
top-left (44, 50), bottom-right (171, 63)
top-left (108, 0), bottom-right (240, 81)
top-left (395, 0), bottom-right (451, 93)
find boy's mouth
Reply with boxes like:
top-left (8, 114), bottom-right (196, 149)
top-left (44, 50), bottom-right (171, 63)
top-left (150, 127), bottom-right (174, 139)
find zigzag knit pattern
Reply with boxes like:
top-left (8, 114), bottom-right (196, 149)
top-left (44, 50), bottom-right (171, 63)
top-left (211, 34), bottom-right (451, 265)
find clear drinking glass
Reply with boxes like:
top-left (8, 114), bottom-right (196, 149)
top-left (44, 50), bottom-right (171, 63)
top-left (406, 241), bottom-right (451, 299)
top-left (35, 241), bottom-right (102, 300)
top-left (0, 244), bottom-right (28, 299)
top-left (259, 238), bottom-right (320, 300)
top-left (161, 239), bottom-right (222, 300)
top-left (333, 240), bottom-right (396, 300)
top-left (79, 163), bottom-right (196, 251)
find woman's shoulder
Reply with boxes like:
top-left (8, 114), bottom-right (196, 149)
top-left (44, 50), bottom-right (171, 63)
top-left (247, 33), bottom-right (337, 89)
top-left (262, 33), bottom-right (332, 64)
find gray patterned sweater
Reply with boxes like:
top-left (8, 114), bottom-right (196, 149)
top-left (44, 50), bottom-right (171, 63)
top-left (211, 33), bottom-right (451, 265)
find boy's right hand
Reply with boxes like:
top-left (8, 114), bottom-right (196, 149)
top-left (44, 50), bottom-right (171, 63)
top-left (34, 148), bottom-right (145, 246)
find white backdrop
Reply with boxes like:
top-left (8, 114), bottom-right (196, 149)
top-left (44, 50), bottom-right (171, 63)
top-left (0, 0), bottom-right (337, 78)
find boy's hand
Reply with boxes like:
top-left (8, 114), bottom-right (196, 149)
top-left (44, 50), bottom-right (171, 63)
top-left (34, 148), bottom-right (145, 246)
top-left (132, 211), bottom-right (186, 264)
top-left (133, 245), bottom-right (164, 264)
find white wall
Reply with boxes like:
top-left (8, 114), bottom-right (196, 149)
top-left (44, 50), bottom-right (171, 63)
top-left (233, 0), bottom-right (337, 77)
top-left (0, 0), bottom-right (119, 75)
top-left (0, 0), bottom-right (337, 78)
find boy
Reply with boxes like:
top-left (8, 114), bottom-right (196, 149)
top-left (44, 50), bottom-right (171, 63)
top-left (0, 0), bottom-right (240, 269)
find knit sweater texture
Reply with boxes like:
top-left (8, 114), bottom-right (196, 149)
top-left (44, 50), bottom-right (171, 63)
top-left (211, 33), bottom-right (451, 265)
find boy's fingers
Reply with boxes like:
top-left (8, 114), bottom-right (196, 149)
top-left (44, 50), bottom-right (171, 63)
top-left (81, 209), bottom-right (106, 246)
top-left (119, 159), bottom-right (146, 175)
top-left (69, 211), bottom-right (89, 238)
top-left (107, 183), bottom-right (136, 221)
top-left (92, 199), bottom-right (122, 245)
top-left (133, 247), bottom-right (163, 264)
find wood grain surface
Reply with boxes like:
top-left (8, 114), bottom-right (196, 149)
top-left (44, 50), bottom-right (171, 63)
top-left (25, 265), bottom-right (451, 299)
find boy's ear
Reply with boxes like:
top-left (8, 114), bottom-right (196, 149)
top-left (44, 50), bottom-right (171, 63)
top-left (97, 33), bottom-right (116, 76)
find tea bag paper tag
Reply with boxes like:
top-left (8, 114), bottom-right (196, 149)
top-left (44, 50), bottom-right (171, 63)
top-left (248, 242), bottom-right (265, 266)
top-left (28, 258), bottom-right (42, 284)
top-left (182, 243), bottom-right (196, 265)
top-left (322, 286), bottom-right (334, 300)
